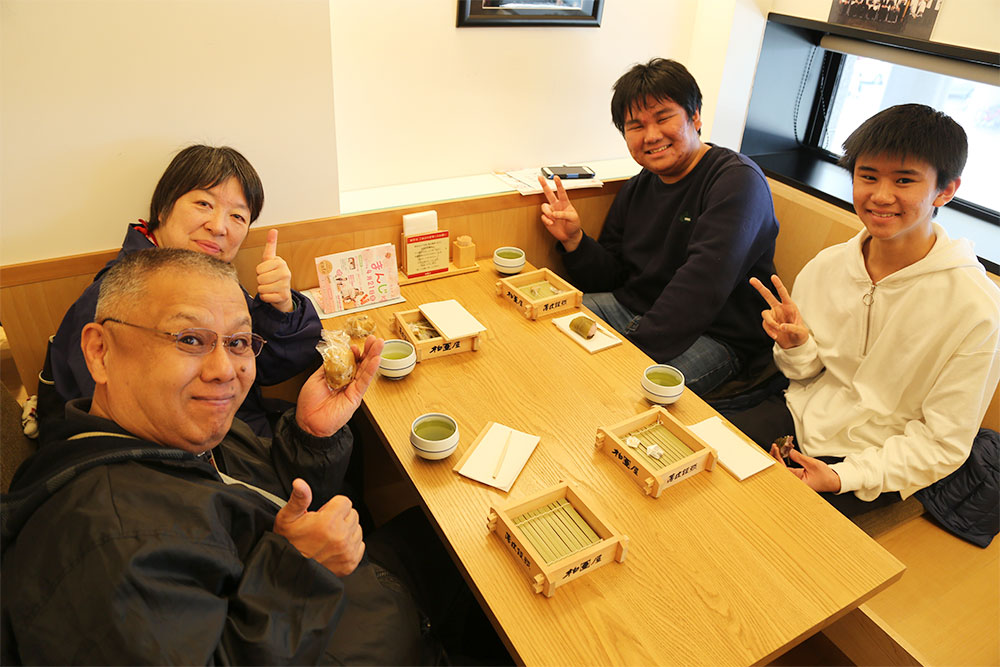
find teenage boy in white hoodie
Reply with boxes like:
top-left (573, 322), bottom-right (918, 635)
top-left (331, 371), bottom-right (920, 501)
top-left (728, 104), bottom-right (1000, 517)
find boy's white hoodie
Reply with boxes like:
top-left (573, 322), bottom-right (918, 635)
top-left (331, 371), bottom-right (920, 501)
top-left (776, 224), bottom-right (1000, 501)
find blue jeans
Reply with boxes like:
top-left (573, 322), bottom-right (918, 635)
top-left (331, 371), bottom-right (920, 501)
top-left (583, 292), bottom-right (740, 395)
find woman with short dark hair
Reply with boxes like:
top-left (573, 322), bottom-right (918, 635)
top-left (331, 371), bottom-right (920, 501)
top-left (38, 145), bottom-right (321, 437)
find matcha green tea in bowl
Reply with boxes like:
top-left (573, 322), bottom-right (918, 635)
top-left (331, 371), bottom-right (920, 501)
top-left (410, 413), bottom-right (460, 460)
top-left (640, 364), bottom-right (685, 405)
top-left (493, 246), bottom-right (526, 274)
top-left (378, 339), bottom-right (416, 380)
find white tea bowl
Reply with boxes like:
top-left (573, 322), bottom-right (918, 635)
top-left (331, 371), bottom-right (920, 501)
top-left (378, 339), bottom-right (417, 380)
top-left (640, 364), bottom-right (686, 405)
top-left (493, 247), bottom-right (526, 275)
top-left (409, 413), bottom-right (460, 460)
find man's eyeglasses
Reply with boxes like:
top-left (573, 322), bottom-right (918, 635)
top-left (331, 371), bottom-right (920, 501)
top-left (99, 318), bottom-right (266, 357)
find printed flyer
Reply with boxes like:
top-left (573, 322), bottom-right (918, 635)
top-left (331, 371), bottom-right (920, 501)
top-left (314, 243), bottom-right (402, 315)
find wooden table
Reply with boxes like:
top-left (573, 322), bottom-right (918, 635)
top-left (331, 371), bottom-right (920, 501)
top-left (327, 265), bottom-right (904, 666)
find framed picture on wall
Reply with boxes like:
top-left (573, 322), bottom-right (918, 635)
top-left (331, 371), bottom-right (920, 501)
top-left (457, 0), bottom-right (603, 27)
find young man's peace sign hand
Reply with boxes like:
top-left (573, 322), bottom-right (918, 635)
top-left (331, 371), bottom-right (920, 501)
top-left (749, 274), bottom-right (810, 349)
top-left (538, 175), bottom-right (584, 253)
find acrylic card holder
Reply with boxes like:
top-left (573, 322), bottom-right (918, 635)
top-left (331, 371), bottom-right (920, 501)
top-left (595, 407), bottom-right (716, 498)
top-left (487, 483), bottom-right (628, 597)
top-left (496, 268), bottom-right (583, 320)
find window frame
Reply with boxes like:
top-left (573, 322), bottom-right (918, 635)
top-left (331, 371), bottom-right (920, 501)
top-left (742, 13), bottom-right (1000, 271)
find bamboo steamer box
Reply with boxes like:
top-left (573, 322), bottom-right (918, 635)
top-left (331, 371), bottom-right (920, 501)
top-left (596, 407), bottom-right (717, 498)
top-left (495, 268), bottom-right (582, 320)
top-left (487, 483), bottom-right (628, 598)
top-left (392, 309), bottom-right (481, 362)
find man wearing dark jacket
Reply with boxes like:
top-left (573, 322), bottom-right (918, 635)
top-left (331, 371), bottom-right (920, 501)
top-left (1, 249), bottom-right (434, 664)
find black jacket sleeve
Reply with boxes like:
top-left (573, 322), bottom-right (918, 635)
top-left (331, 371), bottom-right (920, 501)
top-left (248, 289), bottom-right (323, 386)
top-left (218, 411), bottom-right (353, 510)
top-left (6, 526), bottom-right (345, 665)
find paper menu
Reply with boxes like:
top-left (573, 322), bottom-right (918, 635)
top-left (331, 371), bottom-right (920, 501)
top-left (402, 230), bottom-right (450, 278)
top-left (418, 299), bottom-right (486, 340)
top-left (454, 422), bottom-right (539, 492)
top-left (688, 416), bottom-right (774, 480)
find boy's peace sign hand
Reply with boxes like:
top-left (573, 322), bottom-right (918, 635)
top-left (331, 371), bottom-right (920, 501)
top-left (749, 274), bottom-right (809, 349)
top-left (538, 175), bottom-right (584, 252)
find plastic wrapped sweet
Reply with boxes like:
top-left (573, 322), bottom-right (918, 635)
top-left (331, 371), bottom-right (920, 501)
top-left (343, 313), bottom-right (376, 339)
top-left (317, 329), bottom-right (357, 390)
top-left (408, 318), bottom-right (439, 341)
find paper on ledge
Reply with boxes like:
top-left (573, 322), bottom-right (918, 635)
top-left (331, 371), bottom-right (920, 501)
top-left (454, 422), bottom-right (539, 492)
top-left (688, 416), bottom-right (774, 481)
top-left (494, 167), bottom-right (603, 196)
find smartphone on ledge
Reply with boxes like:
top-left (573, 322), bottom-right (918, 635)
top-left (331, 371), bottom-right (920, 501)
top-left (541, 166), bottom-right (595, 180)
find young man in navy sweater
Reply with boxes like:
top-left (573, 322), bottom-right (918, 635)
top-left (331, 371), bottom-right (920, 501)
top-left (539, 58), bottom-right (778, 395)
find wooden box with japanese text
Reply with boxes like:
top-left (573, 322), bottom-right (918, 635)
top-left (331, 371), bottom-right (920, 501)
top-left (495, 268), bottom-right (582, 320)
top-left (487, 483), bottom-right (628, 598)
top-left (595, 407), bottom-right (716, 498)
top-left (392, 308), bottom-right (481, 362)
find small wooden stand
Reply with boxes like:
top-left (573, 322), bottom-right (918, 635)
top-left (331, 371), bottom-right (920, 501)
top-left (397, 263), bottom-right (479, 286)
top-left (487, 483), bottom-right (628, 597)
top-left (453, 235), bottom-right (477, 268)
top-left (393, 308), bottom-right (481, 362)
top-left (496, 268), bottom-right (582, 320)
top-left (596, 407), bottom-right (716, 498)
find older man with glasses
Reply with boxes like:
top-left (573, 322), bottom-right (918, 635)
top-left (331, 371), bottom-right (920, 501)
top-left (1, 248), bottom-right (499, 664)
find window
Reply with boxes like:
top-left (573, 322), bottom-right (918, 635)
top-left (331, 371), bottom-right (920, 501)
top-left (823, 56), bottom-right (1000, 214)
top-left (742, 14), bottom-right (1000, 271)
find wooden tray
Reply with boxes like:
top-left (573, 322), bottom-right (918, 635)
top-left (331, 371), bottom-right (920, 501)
top-left (392, 308), bottom-right (481, 362)
top-left (595, 407), bottom-right (716, 498)
top-left (496, 268), bottom-right (583, 320)
top-left (487, 483), bottom-right (628, 597)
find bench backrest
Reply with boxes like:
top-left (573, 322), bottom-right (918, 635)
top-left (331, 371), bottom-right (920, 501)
top-left (0, 185), bottom-right (623, 396)
top-left (2, 177), bottom-right (996, 429)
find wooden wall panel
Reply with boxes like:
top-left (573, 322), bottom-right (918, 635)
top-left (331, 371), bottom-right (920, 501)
top-left (768, 178), bottom-right (863, 291)
top-left (1, 274), bottom-right (95, 394)
top-left (1, 184), bottom-right (623, 395)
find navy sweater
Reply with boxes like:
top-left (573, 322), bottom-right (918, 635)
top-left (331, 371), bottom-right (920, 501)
top-left (562, 146), bottom-right (778, 367)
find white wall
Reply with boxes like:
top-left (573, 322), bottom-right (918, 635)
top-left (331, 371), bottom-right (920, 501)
top-left (688, 0), bottom-right (771, 150)
top-left (4, 0), bottom-right (992, 265)
top-left (0, 0), bottom-right (340, 266)
top-left (329, 0), bottom-right (699, 191)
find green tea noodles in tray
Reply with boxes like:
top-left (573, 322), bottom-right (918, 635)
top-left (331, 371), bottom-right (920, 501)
top-left (513, 499), bottom-right (600, 564)
top-left (626, 423), bottom-right (694, 470)
top-left (523, 281), bottom-right (563, 299)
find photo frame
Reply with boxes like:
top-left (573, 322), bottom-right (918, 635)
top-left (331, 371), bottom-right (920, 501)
top-left (826, 0), bottom-right (942, 40)
top-left (457, 0), bottom-right (603, 27)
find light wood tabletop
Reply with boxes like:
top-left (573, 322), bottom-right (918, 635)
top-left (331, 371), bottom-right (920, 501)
top-left (326, 264), bottom-right (905, 666)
